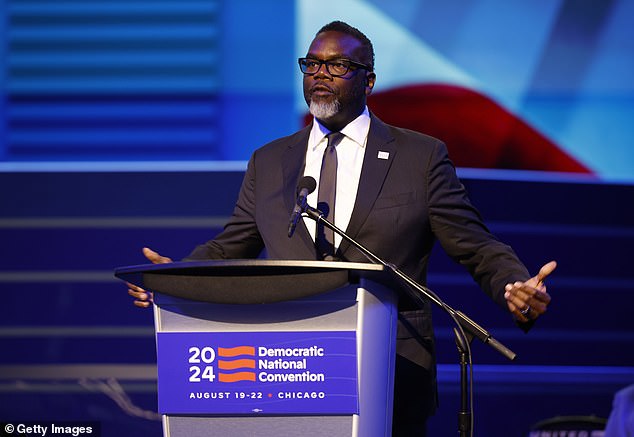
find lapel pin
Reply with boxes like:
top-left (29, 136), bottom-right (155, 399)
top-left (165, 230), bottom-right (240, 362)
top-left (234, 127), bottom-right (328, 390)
top-left (377, 151), bottom-right (389, 160)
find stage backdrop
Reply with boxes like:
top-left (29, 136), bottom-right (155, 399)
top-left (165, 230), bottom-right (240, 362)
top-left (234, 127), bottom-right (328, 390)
top-left (0, 0), bottom-right (633, 182)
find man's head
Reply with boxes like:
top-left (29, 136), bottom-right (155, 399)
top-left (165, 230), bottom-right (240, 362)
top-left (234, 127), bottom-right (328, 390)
top-left (301, 21), bottom-right (376, 131)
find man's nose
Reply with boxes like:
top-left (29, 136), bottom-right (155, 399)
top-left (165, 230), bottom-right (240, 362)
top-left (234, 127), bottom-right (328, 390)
top-left (313, 63), bottom-right (333, 79)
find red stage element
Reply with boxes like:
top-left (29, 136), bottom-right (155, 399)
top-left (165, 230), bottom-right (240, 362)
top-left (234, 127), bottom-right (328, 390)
top-left (305, 83), bottom-right (592, 173)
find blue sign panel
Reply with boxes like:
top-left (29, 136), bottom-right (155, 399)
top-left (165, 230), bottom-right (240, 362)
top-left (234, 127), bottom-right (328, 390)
top-left (156, 331), bottom-right (358, 415)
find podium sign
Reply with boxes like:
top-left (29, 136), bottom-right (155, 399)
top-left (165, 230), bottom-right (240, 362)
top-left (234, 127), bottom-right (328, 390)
top-left (156, 331), bottom-right (358, 415)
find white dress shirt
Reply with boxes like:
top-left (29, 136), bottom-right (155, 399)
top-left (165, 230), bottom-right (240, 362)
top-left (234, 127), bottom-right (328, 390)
top-left (302, 107), bottom-right (371, 249)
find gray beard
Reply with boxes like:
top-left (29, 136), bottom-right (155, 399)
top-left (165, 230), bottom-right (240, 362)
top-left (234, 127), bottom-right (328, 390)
top-left (309, 99), bottom-right (340, 120)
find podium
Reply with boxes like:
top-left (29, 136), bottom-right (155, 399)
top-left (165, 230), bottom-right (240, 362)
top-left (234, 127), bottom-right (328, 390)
top-left (115, 260), bottom-right (400, 437)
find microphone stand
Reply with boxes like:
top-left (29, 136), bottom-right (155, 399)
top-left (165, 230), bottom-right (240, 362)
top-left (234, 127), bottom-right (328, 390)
top-left (302, 206), bottom-right (517, 437)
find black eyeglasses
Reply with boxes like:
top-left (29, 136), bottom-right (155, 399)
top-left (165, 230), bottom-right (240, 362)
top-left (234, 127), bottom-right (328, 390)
top-left (298, 57), bottom-right (372, 77)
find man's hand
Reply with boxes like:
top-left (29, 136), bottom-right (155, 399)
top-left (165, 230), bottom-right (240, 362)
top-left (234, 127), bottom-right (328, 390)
top-left (126, 247), bottom-right (173, 308)
top-left (504, 261), bottom-right (557, 322)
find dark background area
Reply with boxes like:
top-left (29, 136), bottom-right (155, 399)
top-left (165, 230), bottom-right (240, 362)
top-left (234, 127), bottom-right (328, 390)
top-left (1, 170), bottom-right (632, 436)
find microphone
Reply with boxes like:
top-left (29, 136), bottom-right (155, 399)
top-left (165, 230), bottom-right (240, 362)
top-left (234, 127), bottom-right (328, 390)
top-left (288, 176), bottom-right (317, 237)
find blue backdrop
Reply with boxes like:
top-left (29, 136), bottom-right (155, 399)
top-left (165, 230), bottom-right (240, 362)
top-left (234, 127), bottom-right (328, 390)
top-left (1, 0), bottom-right (633, 181)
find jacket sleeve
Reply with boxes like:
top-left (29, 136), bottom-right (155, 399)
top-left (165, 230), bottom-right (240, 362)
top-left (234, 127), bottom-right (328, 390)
top-left (426, 140), bottom-right (530, 310)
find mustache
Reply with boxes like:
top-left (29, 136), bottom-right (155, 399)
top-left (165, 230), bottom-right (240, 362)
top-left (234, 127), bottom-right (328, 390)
top-left (310, 83), bottom-right (335, 94)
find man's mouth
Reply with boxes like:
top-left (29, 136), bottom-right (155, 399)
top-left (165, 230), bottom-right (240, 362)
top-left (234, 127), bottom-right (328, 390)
top-left (311, 85), bottom-right (334, 97)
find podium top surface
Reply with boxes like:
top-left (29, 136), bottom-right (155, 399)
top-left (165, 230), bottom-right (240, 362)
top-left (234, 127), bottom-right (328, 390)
top-left (114, 260), bottom-right (389, 304)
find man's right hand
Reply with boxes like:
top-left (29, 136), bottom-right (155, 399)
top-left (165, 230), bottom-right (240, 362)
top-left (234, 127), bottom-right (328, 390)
top-left (127, 247), bottom-right (173, 308)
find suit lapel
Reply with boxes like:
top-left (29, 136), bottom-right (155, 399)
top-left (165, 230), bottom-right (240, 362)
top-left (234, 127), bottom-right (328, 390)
top-left (282, 125), bottom-right (317, 256)
top-left (338, 115), bottom-right (396, 257)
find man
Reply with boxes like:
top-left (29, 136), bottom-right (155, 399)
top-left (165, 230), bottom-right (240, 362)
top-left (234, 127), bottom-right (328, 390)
top-left (128, 21), bottom-right (555, 436)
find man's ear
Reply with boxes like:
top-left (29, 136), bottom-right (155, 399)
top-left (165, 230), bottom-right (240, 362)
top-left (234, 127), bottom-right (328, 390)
top-left (365, 72), bottom-right (376, 95)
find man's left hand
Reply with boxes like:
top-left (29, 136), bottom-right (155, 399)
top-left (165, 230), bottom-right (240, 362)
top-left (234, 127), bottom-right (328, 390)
top-left (504, 261), bottom-right (557, 322)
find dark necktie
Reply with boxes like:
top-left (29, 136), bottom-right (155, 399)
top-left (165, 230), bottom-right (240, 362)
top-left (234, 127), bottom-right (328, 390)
top-left (316, 132), bottom-right (343, 260)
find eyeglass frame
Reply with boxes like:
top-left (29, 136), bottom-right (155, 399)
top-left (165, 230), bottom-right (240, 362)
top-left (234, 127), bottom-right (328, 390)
top-left (298, 57), bottom-right (373, 77)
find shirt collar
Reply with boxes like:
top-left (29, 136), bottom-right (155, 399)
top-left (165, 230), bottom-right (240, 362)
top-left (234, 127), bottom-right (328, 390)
top-left (309, 106), bottom-right (371, 150)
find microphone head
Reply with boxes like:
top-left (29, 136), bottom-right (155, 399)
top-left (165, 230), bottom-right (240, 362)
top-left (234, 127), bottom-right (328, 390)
top-left (297, 176), bottom-right (317, 194)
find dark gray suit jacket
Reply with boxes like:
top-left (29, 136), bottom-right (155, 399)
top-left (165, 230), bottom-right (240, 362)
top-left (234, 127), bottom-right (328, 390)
top-left (187, 114), bottom-right (530, 372)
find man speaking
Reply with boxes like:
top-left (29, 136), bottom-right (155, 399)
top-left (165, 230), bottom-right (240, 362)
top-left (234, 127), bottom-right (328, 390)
top-left (128, 21), bottom-right (556, 436)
